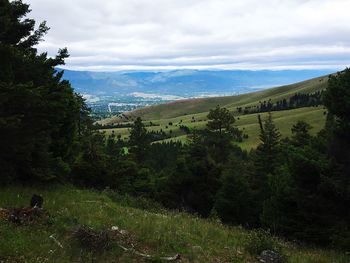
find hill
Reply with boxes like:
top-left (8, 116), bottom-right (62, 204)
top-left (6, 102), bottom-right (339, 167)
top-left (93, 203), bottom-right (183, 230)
top-left (107, 74), bottom-right (328, 122)
top-left (99, 75), bottom-right (329, 149)
top-left (0, 186), bottom-right (348, 263)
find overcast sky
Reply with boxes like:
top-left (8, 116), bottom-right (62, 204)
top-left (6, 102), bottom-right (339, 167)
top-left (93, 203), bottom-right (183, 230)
top-left (26, 0), bottom-right (350, 71)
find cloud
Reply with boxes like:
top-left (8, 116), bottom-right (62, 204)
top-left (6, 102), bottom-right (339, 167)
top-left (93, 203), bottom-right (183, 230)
top-left (26, 0), bottom-right (350, 70)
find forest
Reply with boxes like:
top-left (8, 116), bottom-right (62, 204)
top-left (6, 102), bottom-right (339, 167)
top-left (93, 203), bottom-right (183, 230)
top-left (0, 0), bottom-right (349, 254)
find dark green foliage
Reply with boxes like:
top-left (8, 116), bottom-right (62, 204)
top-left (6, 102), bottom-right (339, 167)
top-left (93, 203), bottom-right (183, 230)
top-left (72, 132), bottom-right (111, 188)
top-left (129, 117), bottom-right (150, 162)
top-left (145, 141), bottom-right (183, 171)
top-left (215, 160), bottom-right (255, 226)
top-left (323, 69), bottom-right (350, 129)
top-left (255, 113), bottom-right (281, 177)
top-left (158, 143), bottom-right (221, 217)
top-left (204, 105), bottom-right (243, 163)
top-left (207, 105), bottom-right (236, 134)
top-left (249, 113), bottom-right (281, 220)
top-left (0, 0), bottom-right (87, 183)
top-left (262, 143), bottom-right (331, 242)
top-left (242, 91), bottom-right (323, 115)
top-left (291, 120), bottom-right (312, 146)
top-left (260, 69), bottom-right (350, 247)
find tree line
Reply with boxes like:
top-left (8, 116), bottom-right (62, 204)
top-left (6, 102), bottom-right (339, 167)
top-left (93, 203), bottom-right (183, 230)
top-left (1, 0), bottom-right (349, 250)
top-left (237, 91), bottom-right (324, 115)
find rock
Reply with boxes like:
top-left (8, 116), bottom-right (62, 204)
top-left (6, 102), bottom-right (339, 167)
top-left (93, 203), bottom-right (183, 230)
top-left (257, 250), bottom-right (285, 263)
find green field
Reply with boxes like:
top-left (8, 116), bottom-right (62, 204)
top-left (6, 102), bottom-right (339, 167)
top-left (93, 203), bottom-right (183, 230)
top-left (0, 186), bottom-right (348, 263)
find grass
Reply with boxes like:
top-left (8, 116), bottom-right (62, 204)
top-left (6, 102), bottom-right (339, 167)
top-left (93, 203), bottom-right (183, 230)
top-left (0, 186), bottom-right (348, 263)
top-left (102, 106), bottom-right (327, 150)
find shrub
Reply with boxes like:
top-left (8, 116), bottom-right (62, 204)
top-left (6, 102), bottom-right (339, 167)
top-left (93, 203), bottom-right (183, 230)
top-left (243, 229), bottom-right (282, 255)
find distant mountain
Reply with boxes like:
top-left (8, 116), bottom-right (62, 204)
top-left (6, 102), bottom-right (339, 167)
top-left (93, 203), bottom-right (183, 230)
top-left (61, 69), bottom-right (334, 97)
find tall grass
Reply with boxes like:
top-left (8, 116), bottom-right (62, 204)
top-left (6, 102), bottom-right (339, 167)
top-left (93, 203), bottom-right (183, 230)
top-left (0, 186), bottom-right (348, 262)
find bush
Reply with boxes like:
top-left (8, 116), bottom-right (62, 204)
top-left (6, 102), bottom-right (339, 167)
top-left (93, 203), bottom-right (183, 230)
top-left (243, 229), bottom-right (282, 255)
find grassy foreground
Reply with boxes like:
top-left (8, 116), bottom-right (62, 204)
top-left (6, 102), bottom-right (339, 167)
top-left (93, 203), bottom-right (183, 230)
top-left (0, 186), bottom-right (348, 263)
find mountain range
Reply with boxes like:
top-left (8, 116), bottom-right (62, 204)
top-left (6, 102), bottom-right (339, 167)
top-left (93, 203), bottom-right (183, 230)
top-left (61, 69), bottom-right (334, 97)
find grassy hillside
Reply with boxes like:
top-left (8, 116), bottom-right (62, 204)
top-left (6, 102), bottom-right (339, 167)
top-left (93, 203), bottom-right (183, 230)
top-left (101, 74), bottom-right (328, 124)
top-left (98, 75), bottom-right (329, 149)
top-left (0, 186), bottom-right (348, 263)
top-left (102, 106), bottom-right (326, 149)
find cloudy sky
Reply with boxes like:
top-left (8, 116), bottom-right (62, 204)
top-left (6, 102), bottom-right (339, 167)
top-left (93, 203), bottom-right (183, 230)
top-left (26, 0), bottom-right (350, 71)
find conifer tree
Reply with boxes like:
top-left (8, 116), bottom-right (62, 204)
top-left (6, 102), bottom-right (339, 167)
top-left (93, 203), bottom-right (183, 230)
top-left (207, 105), bottom-right (236, 135)
top-left (250, 113), bottom-right (281, 220)
top-left (255, 113), bottom-right (281, 177)
top-left (205, 105), bottom-right (242, 162)
top-left (129, 117), bottom-right (149, 162)
top-left (291, 120), bottom-right (312, 147)
top-left (0, 0), bottom-right (87, 183)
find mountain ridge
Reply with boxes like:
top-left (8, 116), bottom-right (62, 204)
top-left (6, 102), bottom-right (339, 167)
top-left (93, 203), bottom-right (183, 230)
top-left (61, 68), bottom-right (334, 97)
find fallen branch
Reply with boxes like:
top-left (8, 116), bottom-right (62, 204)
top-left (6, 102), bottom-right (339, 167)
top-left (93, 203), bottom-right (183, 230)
top-left (118, 244), bottom-right (181, 261)
top-left (110, 226), bottom-right (180, 261)
top-left (49, 234), bottom-right (64, 249)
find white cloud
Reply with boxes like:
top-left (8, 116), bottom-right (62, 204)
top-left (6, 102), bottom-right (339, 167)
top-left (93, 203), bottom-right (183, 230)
top-left (26, 0), bottom-right (350, 70)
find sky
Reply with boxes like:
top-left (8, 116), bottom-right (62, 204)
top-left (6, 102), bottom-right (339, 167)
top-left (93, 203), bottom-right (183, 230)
top-left (26, 0), bottom-right (350, 71)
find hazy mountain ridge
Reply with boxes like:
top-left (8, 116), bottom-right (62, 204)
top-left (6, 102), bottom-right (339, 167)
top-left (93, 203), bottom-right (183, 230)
top-left (61, 69), bottom-right (334, 97)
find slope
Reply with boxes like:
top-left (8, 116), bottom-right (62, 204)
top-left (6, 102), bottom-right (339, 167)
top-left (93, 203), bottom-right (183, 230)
top-left (0, 186), bottom-right (348, 263)
top-left (100, 74), bottom-right (328, 124)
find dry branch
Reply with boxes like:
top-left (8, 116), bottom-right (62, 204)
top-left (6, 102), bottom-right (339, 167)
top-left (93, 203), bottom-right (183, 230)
top-left (118, 244), bottom-right (181, 261)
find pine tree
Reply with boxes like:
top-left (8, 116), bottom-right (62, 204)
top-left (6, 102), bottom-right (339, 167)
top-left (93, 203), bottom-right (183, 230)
top-left (215, 161), bottom-right (255, 226)
top-left (207, 105), bottom-right (236, 135)
top-left (255, 113), bottom-right (281, 177)
top-left (205, 105), bottom-right (242, 163)
top-left (129, 117), bottom-right (149, 162)
top-left (291, 120), bottom-right (312, 147)
top-left (0, 0), bottom-right (88, 183)
top-left (250, 113), bottom-right (281, 220)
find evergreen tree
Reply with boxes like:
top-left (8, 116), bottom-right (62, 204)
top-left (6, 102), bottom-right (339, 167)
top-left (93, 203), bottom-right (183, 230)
top-left (159, 142), bottom-right (221, 217)
top-left (254, 113), bottom-right (281, 177)
top-left (250, 113), bottom-right (281, 221)
top-left (207, 105), bottom-right (236, 135)
top-left (215, 160), bottom-right (255, 226)
top-left (291, 120), bottom-right (312, 147)
top-left (0, 0), bottom-right (87, 183)
top-left (129, 117), bottom-right (149, 162)
top-left (106, 132), bottom-right (122, 158)
top-left (321, 68), bottom-right (350, 248)
top-left (205, 105), bottom-right (242, 163)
